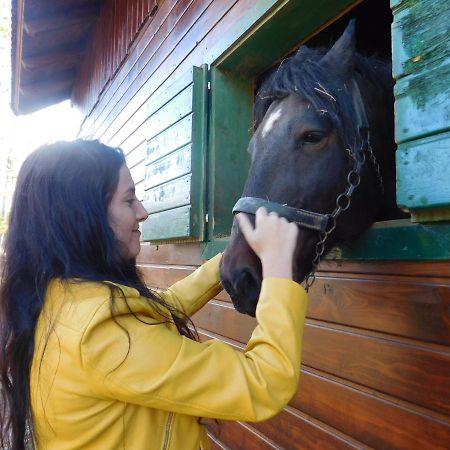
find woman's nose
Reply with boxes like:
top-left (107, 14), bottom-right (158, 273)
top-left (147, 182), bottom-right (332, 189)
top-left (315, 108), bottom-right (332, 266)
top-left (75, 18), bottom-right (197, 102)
top-left (137, 200), bottom-right (149, 222)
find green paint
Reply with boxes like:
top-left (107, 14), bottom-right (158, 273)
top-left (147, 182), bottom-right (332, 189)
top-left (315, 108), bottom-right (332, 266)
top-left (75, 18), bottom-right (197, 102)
top-left (142, 66), bottom-right (208, 243)
top-left (330, 220), bottom-right (450, 260)
top-left (201, 239), bottom-right (228, 260)
top-left (143, 174), bottom-right (191, 214)
top-left (200, 0), bottom-right (450, 256)
top-left (146, 115), bottom-right (193, 164)
top-left (205, 0), bottom-right (358, 250)
top-left (207, 68), bottom-right (252, 240)
top-left (392, 0), bottom-right (450, 79)
top-left (392, 0), bottom-right (450, 143)
top-left (142, 205), bottom-right (191, 242)
top-left (189, 65), bottom-right (209, 241)
top-left (145, 86), bottom-right (194, 142)
top-left (202, 220), bottom-right (450, 261)
top-left (145, 144), bottom-right (192, 189)
top-left (394, 63), bottom-right (450, 142)
top-left (144, 68), bottom-right (195, 119)
top-left (217, 0), bottom-right (357, 76)
top-left (396, 132), bottom-right (450, 213)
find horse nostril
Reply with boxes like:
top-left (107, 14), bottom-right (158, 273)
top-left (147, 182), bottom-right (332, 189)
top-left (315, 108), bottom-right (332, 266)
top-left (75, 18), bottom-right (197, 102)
top-left (232, 268), bottom-right (260, 316)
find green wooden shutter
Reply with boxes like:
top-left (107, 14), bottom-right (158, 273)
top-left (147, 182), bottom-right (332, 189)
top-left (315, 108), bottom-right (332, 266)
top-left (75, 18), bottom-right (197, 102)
top-left (392, 0), bottom-right (450, 222)
top-left (141, 66), bottom-right (208, 243)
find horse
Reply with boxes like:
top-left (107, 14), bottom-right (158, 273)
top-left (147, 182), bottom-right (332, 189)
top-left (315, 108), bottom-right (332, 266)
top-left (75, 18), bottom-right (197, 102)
top-left (220, 20), bottom-right (404, 316)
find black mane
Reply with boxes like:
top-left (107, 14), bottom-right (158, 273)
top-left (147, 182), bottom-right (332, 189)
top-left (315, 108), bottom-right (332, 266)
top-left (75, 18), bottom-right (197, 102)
top-left (254, 46), bottom-right (393, 151)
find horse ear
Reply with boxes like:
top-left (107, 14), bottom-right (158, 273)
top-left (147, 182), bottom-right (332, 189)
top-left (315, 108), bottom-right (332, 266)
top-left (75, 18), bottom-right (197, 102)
top-left (321, 19), bottom-right (356, 76)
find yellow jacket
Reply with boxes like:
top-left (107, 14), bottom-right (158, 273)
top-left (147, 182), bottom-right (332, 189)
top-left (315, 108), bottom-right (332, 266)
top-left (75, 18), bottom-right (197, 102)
top-left (31, 254), bottom-right (308, 450)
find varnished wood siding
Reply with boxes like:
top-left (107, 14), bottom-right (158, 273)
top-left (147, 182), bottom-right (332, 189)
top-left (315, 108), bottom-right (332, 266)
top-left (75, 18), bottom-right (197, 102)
top-left (137, 243), bottom-right (450, 449)
top-left (72, 0), bottom-right (450, 448)
top-left (72, 0), bottom-right (158, 114)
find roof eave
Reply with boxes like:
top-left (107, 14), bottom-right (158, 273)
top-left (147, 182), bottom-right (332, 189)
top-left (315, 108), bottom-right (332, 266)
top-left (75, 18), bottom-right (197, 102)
top-left (11, 0), bottom-right (25, 115)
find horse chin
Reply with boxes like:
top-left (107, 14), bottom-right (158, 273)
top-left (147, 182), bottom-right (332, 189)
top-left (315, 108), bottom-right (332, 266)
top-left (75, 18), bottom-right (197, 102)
top-left (220, 269), bottom-right (260, 317)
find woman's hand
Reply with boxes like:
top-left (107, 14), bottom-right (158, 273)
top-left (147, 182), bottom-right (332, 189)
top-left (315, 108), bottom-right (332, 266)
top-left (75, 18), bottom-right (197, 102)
top-left (236, 207), bottom-right (298, 280)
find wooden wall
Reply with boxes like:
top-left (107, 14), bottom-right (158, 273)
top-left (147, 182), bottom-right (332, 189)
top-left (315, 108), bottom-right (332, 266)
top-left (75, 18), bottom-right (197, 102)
top-left (73, 0), bottom-right (450, 448)
top-left (137, 244), bottom-right (450, 449)
top-left (72, 0), bottom-right (158, 115)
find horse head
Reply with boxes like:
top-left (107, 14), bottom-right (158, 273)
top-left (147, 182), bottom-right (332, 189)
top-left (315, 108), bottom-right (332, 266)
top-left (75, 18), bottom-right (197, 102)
top-left (220, 21), bottom-right (402, 316)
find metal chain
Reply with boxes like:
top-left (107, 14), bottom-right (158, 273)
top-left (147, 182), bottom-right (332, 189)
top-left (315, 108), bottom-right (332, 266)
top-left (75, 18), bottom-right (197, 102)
top-left (303, 148), bottom-right (365, 292)
top-left (366, 134), bottom-right (384, 195)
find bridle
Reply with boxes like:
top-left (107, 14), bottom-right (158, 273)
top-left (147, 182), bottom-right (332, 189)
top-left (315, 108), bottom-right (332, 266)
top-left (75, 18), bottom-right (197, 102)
top-left (232, 79), bottom-right (384, 291)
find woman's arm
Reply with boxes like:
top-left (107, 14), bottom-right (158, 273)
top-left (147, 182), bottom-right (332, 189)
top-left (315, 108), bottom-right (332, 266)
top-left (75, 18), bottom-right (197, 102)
top-left (158, 253), bottom-right (223, 317)
top-left (81, 208), bottom-right (306, 422)
top-left (81, 277), bottom-right (307, 422)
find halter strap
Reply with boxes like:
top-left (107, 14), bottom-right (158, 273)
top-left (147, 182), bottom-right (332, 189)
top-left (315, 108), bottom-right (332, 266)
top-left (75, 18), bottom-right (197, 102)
top-left (232, 197), bottom-right (329, 232)
top-left (350, 78), bottom-right (369, 133)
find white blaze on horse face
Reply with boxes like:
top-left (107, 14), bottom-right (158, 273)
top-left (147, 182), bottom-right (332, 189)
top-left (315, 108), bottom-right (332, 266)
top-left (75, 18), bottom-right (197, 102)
top-left (261, 104), bottom-right (283, 138)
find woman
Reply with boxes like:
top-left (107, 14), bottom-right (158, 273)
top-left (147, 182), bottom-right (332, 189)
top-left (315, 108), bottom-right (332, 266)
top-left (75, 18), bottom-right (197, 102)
top-left (0, 140), bottom-right (307, 450)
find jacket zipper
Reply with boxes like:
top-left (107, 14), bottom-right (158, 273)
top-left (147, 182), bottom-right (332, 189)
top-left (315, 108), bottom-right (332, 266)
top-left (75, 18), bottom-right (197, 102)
top-left (162, 412), bottom-right (174, 450)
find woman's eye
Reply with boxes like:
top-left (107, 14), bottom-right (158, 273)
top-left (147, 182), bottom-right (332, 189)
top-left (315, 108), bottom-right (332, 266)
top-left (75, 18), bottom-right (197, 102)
top-left (303, 131), bottom-right (325, 144)
top-left (126, 199), bottom-right (135, 206)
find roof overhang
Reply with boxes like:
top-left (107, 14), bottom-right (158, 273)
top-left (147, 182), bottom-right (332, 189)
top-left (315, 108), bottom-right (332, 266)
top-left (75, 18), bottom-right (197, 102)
top-left (11, 0), bottom-right (101, 115)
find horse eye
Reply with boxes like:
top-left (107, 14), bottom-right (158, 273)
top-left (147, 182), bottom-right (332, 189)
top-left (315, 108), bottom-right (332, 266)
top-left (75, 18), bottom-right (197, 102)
top-left (303, 131), bottom-right (325, 144)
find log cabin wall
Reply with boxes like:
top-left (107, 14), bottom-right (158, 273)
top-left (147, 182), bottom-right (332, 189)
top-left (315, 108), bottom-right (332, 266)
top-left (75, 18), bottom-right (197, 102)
top-left (73, 0), bottom-right (450, 448)
top-left (72, 0), bottom-right (158, 116)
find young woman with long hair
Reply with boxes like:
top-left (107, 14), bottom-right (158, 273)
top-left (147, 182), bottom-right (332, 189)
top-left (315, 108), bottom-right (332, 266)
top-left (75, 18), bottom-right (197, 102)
top-left (0, 140), bottom-right (307, 450)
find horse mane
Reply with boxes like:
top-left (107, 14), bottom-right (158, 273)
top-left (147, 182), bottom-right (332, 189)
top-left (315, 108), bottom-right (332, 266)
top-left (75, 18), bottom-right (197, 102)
top-left (254, 46), bottom-right (393, 151)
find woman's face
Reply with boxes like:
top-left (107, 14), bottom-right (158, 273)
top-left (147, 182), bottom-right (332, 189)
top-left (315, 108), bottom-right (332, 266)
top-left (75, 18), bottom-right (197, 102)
top-left (107, 165), bottom-right (148, 259)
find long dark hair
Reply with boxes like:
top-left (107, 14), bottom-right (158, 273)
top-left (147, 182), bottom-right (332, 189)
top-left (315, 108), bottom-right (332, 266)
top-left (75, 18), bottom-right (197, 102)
top-left (0, 140), bottom-right (195, 450)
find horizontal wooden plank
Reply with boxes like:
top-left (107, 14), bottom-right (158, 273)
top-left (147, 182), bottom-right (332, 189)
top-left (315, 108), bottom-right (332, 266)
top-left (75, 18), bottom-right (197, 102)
top-left (145, 144), bottom-right (191, 189)
top-left (309, 276), bottom-right (450, 346)
top-left (93, 1), bottom-right (207, 143)
top-left (318, 258), bottom-right (450, 278)
top-left (136, 242), bottom-right (450, 278)
top-left (206, 420), bottom-right (279, 450)
top-left (130, 161), bottom-right (145, 184)
top-left (193, 301), bottom-right (450, 416)
top-left (207, 432), bottom-right (230, 450)
top-left (126, 140), bottom-right (146, 169)
top-left (136, 242), bottom-right (204, 265)
top-left (145, 83), bottom-right (194, 143)
top-left (116, 82), bottom-right (194, 155)
top-left (146, 114), bottom-right (193, 164)
top-left (293, 367), bottom-right (450, 450)
top-left (141, 204), bottom-right (192, 242)
top-left (303, 322), bottom-right (450, 417)
top-left (138, 262), bottom-right (450, 344)
top-left (143, 174), bottom-right (191, 214)
top-left (251, 406), bottom-right (368, 450)
top-left (396, 132), bottom-right (450, 212)
top-left (80, 0), bottom-right (191, 136)
top-left (94, 0), bottom-right (216, 144)
top-left (391, 0), bottom-right (450, 79)
top-left (394, 62), bottom-right (450, 143)
top-left (198, 329), bottom-right (450, 450)
top-left (138, 264), bottom-right (194, 291)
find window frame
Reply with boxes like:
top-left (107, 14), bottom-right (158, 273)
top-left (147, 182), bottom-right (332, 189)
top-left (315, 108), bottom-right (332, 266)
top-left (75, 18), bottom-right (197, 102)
top-left (200, 0), bottom-right (450, 260)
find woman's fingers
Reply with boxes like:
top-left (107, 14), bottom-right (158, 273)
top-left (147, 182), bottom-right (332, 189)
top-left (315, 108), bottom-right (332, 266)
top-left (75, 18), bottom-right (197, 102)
top-left (236, 213), bottom-right (255, 243)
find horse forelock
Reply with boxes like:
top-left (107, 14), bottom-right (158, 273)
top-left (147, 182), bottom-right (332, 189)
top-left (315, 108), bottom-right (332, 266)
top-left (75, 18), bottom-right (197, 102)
top-left (254, 46), bottom-right (392, 152)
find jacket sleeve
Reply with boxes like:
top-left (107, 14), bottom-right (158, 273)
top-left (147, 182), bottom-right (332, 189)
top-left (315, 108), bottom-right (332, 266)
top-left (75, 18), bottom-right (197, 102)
top-left (80, 277), bottom-right (308, 422)
top-left (157, 253), bottom-right (223, 317)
